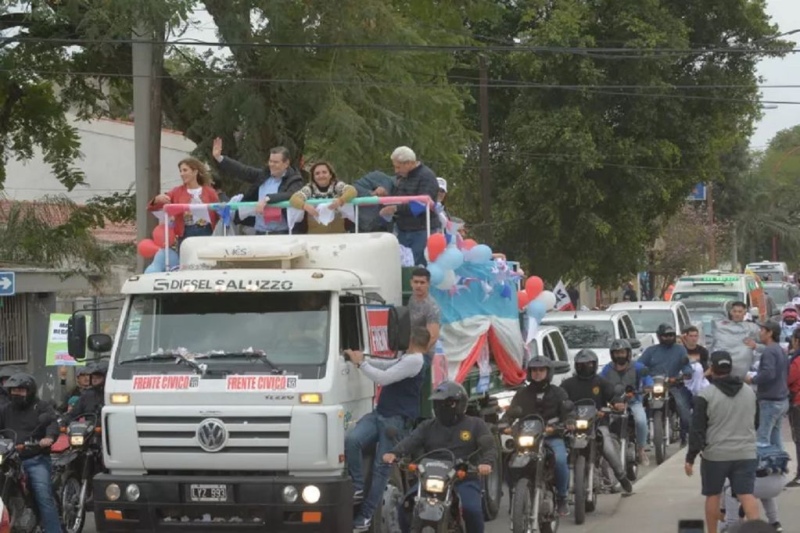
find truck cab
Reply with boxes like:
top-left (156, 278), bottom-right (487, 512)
top-left (69, 233), bottom-right (410, 532)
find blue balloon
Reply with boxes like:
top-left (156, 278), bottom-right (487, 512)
top-left (466, 244), bottom-right (493, 263)
top-left (527, 300), bottom-right (547, 321)
top-left (427, 263), bottom-right (445, 286)
top-left (437, 247), bottom-right (464, 271)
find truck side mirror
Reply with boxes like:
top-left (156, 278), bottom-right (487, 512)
top-left (629, 338), bottom-right (642, 349)
top-left (552, 360), bottom-right (571, 375)
top-left (88, 334), bottom-right (113, 354)
top-left (67, 315), bottom-right (87, 361)
top-left (388, 306), bottom-right (411, 353)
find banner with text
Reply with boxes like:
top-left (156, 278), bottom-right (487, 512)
top-left (45, 313), bottom-right (90, 366)
top-left (366, 306), bottom-right (395, 359)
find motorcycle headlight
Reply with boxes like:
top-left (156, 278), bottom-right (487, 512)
top-left (70, 435), bottom-right (84, 447)
top-left (424, 478), bottom-right (446, 493)
top-left (653, 384), bottom-right (665, 394)
top-left (576, 419), bottom-right (589, 430)
top-left (518, 435), bottom-right (535, 447)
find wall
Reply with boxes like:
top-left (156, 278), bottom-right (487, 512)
top-left (3, 116), bottom-right (197, 203)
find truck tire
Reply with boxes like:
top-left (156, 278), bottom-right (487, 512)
top-left (481, 434), bottom-right (502, 521)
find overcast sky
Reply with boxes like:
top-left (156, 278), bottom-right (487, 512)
top-left (752, 0), bottom-right (800, 149)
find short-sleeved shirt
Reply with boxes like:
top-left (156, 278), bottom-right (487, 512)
top-left (409, 294), bottom-right (441, 357)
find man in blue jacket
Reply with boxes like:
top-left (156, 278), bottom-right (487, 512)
top-left (638, 323), bottom-right (693, 445)
top-left (601, 339), bottom-right (654, 465)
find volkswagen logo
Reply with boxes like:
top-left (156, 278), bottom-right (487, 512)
top-left (196, 418), bottom-right (228, 453)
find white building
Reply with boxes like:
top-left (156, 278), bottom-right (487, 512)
top-left (3, 115), bottom-right (197, 203)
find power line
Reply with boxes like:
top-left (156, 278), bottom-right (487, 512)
top-left (2, 67), bottom-right (797, 105)
top-left (3, 35), bottom-right (798, 56)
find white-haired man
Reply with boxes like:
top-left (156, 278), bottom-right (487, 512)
top-left (379, 146), bottom-right (440, 265)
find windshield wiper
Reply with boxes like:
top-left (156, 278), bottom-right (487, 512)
top-left (197, 352), bottom-right (284, 374)
top-left (120, 351), bottom-right (205, 375)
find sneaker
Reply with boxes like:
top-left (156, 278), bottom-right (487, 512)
top-left (353, 515), bottom-right (371, 531)
top-left (638, 449), bottom-right (650, 466)
top-left (785, 476), bottom-right (800, 488)
top-left (353, 489), bottom-right (365, 503)
top-left (772, 522), bottom-right (783, 532)
top-left (619, 477), bottom-right (633, 494)
top-left (556, 498), bottom-right (569, 517)
top-left (609, 483), bottom-right (622, 494)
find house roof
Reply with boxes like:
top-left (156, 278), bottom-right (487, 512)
top-left (0, 200), bottom-right (136, 245)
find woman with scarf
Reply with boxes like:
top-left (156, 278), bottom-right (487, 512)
top-left (290, 161), bottom-right (356, 233)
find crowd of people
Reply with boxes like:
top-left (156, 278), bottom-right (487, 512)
top-left (144, 141), bottom-right (454, 273)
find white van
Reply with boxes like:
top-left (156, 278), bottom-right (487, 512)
top-left (745, 260), bottom-right (790, 282)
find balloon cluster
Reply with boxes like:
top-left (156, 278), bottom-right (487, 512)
top-left (137, 223), bottom-right (176, 259)
top-left (425, 233), bottom-right (494, 291)
top-left (517, 276), bottom-right (557, 321)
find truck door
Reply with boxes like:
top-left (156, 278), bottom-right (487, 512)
top-left (548, 331), bottom-right (570, 363)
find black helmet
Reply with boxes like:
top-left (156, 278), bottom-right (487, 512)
top-left (4, 373), bottom-right (37, 407)
top-left (430, 381), bottom-right (468, 426)
top-left (88, 361), bottom-right (108, 377)
top-left (76, 366), bottom-right (93, 377)
top-left (0, 366), bottom-right (24, 381)
top-left (526, 355), bottom-right (553, 384)
top-left (574, 349), bottom-right (599, 379)
top-left (609, 339), bottom-right (632, 363)
top-left (656, 323), bottom-right (676, 337)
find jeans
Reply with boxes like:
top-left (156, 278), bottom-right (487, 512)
top-left (345, 412), bottom-right (408, 520)
top-left (597, 426), bottom-right (624, 479)
top-left (144, 223), bottom-right (212, 273)
top-left (724, 473), bottom-right (784, 525)
top-left (671, 386), bottom-right (693, 439)
top-left (789, 404), bottom-right (800, 475)
top-left (399, 478), bottom-right (483, 533)
top-left (22, 454), bottom-right (61, 533)
top-left (757, 399), bottom-right (789, 452)
top-left (629, 402), bottom-right (649, 448)
top-left (397, 229), bottom-right (429, 266)
top-left (546, 437), bottom-right (570, 499)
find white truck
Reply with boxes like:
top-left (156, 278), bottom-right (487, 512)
top-left (68, 233), bottom-right (411, 532)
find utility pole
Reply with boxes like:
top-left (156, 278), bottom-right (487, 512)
top-left (707, 182), bottom-right (716, 269)
top-left (132, 21), bottom-right (164, 273)
top-left (478, 55), bottom-right (492, 243)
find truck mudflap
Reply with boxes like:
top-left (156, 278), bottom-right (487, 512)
top-left (92, 473), bottom-right (352, 532)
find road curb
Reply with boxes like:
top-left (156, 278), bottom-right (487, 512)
top-left (631, 444), bottom-right (686, 493)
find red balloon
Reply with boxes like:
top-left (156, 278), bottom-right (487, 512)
top-left (517, 290), bottom-right (531, 310)
top-left (426, 233), bottom-right (447, 262)
top-left (152, 224), bottom-right (176, 248)
top-left (462, 239), bottom-right (478, 250)
top-left (525, 276), bottom-right (544, 300)
top-left (137, 239), bottom-right (160, 259)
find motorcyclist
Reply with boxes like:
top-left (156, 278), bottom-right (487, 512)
top-left (69, 361), bottom-right (107, 421)
top-left (508, 356), bottom-right (575, 516)
top-left (638, 323), bottom-right (693, 446)
top-left (600, 339), bottom-right (654, 466)
top-left (561, 349), bottom-right (634, 494)
top-left (0, 373), bottom-right (61, 533)
top-left (61, 365), bottom-right (93, 413)
top-left (384, 381), bottom-right (495, 533)
top-left (0, 365), bottom-right (25, 409)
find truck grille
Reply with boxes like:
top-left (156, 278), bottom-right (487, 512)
top-left (135, 415), bottom-right (291, 455)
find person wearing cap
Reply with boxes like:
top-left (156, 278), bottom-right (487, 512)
top-left (744, 321), bottom-right (790, 453)
top-left (685, 351), bottom-right (761, 533)
top-left (709, 301), bottom-right (762, 380)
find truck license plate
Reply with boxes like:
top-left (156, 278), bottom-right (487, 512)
top-left (189, 484), bottom-right (228, 502)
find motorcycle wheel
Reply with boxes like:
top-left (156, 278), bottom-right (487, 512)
top-left (573, 455), bottom-right (586, 525)
top-left (61, 476), bottom-right (86, 533)
top-left (409, 514), bottom-right (450, 533)
top-left (626, 448), bottom-right (638, 481)
top-left (540, 486), bottom-right (559, 533)
top-left (511, 478), bottom-right (533, 533)
top-left (653, 411), bottom-right (666, 465)
top-left (482, 437), bottom-right (502, 521)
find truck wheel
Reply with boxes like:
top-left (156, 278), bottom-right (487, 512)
top-left (482, 436), bottom-right (502, 521)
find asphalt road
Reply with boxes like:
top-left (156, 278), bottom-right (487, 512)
top-left (81, 441), bottom-right (681, 532)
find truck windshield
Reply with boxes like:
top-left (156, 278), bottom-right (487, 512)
top-left (672, 292), bottom-right (743, 304)
top-left (116, 291), bottom-right (331, 372)
top-left (544, 321), bottom-right (615, 349)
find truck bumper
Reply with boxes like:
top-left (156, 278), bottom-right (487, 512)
top-left (92, 473), bottom-right (352, 532)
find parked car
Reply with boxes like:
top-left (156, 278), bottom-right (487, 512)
top-left (540, 311), bottom-right (645, 367)
top-left (606, 301), bottom-right (695, 346)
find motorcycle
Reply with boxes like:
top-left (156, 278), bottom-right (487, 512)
top-left (52, 413), bottom-right (102, 533)
top-left (504, 404), bottom-right (571, 533)
top-left (569, 399), bottom-right (601, 525)
top-left (645, 376), bottom-right (681, 465)
top-left (0, 414), bottom-right (56, 533)
top-left (397, 448), bottom-right (481, 533)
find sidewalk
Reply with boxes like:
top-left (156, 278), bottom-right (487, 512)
top-left (582, 422), bottom-right (798, 532)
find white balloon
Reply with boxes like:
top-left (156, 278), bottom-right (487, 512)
top-left (436, 269), bottom-right (457, 291)
top-left (535, 290), bottom-right (557, 310)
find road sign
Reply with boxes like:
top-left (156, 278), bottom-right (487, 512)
top-left (688, 183), bottom-right (706, 201)
top-left (0, 272), bottom-right (15, 297)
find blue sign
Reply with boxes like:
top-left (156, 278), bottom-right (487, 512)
top-left (688, 183), bottom-right (706, 201)
top-left (0, 272), bottom-right (15, 296)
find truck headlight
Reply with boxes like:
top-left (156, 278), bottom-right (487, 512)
top-left (517, 435), bottom-right (535, 447)
top-left (106, 484), bottom-right (121, 502)
top-left (653, 384), bottom-right (665, 394)
top-left (301, 485), bottom-right (320, 504)
top-left (282, 485), bottom-right (298, 503)
top-left (125, 484), bottom-right (141, 502)
top-left (70, 435), bottom-right (84, 447)
top-left (424, 478), bottom-right (445, 493)
top-left (576, 420), bottom-right (589, 430)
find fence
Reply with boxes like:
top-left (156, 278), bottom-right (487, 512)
top-left (0, 294), bottom-right (29, 364)
top-left (55, 295), bottom-right (125, 337)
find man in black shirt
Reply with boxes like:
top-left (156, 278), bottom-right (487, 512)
top-left (683, 325), bottom-right (710, 374)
